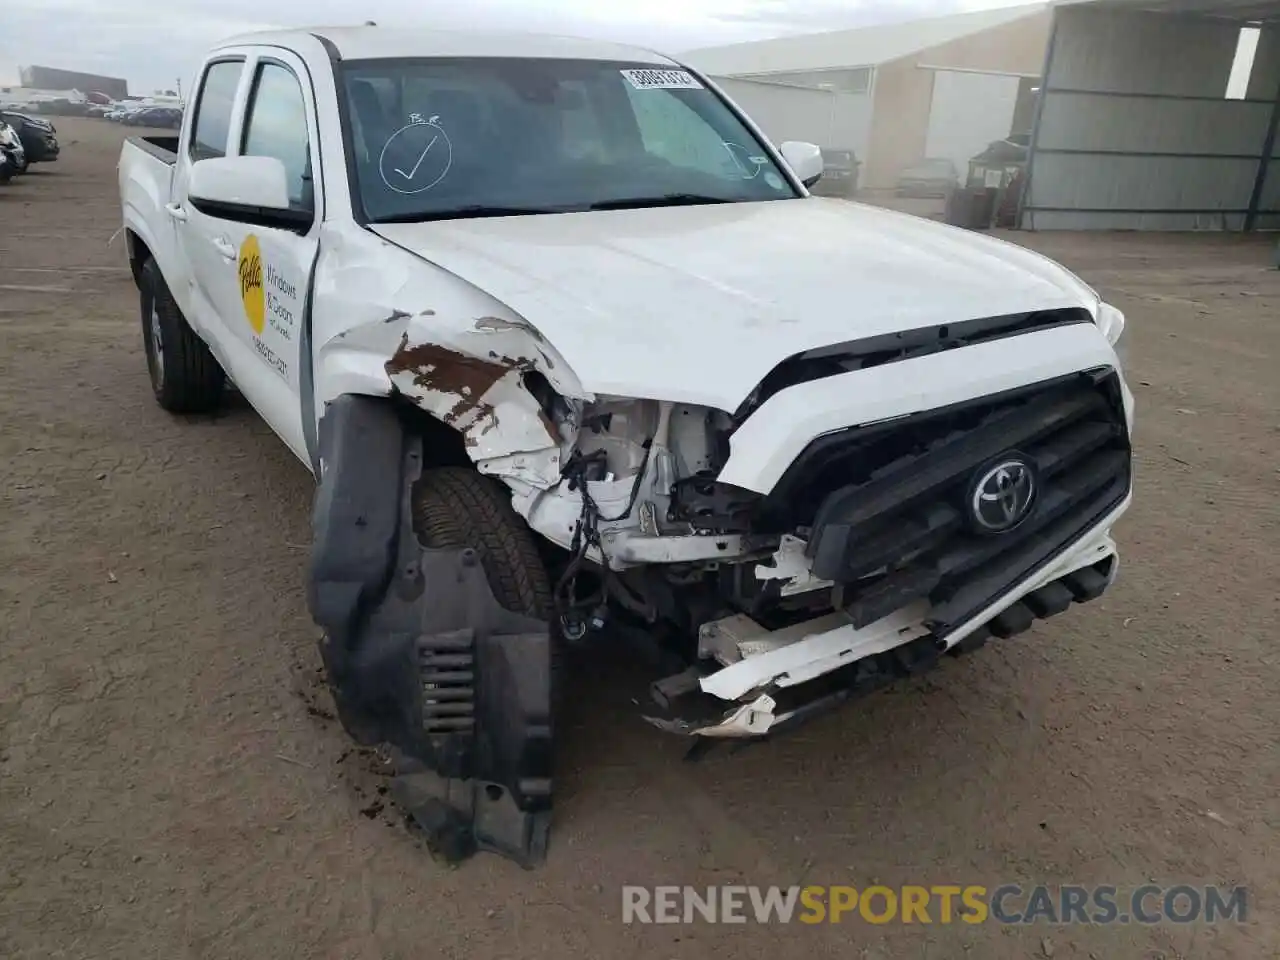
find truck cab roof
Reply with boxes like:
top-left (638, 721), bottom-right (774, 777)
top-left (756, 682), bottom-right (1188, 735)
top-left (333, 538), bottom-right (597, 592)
top-left (213, 25), bottom-right (677, 65)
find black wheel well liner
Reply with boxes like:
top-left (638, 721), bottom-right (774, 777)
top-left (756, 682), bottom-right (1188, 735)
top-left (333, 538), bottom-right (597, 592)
top-left (390, 396), bottom-right (471, 471)
top-left (307, 393), bottom-right (554, 868)
top-left (125, 229), bottom-right (151, 289)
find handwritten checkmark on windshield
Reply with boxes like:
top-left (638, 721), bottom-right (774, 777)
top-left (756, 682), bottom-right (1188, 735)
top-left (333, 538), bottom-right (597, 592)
top-left (394, 135), bottom-right (438, 180)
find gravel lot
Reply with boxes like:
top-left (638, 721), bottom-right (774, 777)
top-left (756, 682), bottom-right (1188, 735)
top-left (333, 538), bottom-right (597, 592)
top-left (1, 118), bottom-right (1276, 960)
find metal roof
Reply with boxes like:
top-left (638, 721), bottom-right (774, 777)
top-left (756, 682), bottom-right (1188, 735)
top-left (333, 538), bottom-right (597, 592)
top-left (215, 26), bottom-right (675, 64)
top-left (681, 3), bottom-right (1049, 76)
top-left (1054, 0), bottom-right (1280, 21)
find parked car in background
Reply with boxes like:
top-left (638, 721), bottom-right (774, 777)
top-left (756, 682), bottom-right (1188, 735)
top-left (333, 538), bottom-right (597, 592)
top-left (896, 157), bottom-right (960, 198)
top-left (810, 148), bottom-right (859, 197)
top-left (0, 111), bottom-right (59, 164)
top-left (125, 106), bottom-right (183, 128)
top-left (0, 120), bottom-right (27, 175)
top-left (31, 98), bottom-right (93, 118)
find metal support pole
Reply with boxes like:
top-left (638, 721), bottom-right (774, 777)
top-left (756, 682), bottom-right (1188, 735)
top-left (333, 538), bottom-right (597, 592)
top-left (1245, 70), bottom-right (1280, 232)
top-left (1018, 10), bottom-right (1060, 231)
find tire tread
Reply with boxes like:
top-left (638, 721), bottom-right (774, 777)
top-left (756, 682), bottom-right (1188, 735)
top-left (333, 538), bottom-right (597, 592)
top-left (412, 467), bottom-right (552, 618)
top-left (141, 258), bottom-right (225, 414)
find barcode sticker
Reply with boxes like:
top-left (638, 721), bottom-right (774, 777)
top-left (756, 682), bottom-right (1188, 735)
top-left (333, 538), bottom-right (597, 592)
top-left (621, 68), bottom-right (703, 90)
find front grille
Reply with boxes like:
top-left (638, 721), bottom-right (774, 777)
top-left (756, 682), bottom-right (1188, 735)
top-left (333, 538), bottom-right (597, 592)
top-left (796, 371), bottom-right (1131, 630)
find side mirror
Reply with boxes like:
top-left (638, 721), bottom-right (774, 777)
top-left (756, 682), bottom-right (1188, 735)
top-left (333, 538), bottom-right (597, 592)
top-left (188, 155), bottom-right (307, 224)
top-left (780, 141), bottom-right (824, 189)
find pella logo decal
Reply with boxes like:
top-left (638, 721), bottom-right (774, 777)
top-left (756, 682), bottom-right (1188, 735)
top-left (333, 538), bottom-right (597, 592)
top-left (238, 234), bottom-right (265, 335)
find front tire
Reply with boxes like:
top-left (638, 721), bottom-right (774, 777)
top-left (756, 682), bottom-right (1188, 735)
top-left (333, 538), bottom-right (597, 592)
top-left (411, 467), bottom-right (553, 619)
top-left (139, 258), bottom-right (225, 413)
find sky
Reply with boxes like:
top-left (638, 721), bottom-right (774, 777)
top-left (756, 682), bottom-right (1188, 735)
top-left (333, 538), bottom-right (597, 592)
top-left (0, 0), bottom-right (1042, 94)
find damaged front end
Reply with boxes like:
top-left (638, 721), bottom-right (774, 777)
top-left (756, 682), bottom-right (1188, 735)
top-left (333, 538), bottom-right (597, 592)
top-left (307, 246), bottom-right (1133, 863)
top-left (644, 369), bottom-right (1133, 740)
top-left (307, 396), bottom-right (553, 866)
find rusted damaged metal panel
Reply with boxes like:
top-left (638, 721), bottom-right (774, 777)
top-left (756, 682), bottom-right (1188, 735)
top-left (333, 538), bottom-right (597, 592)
top-left (383, 331), bottom-right (561, 458)
top-left (321, 302), bottom-right (585, 467)
top-left (310, 227), bottom-right (588, 477)
top-left (385, 334), bottom-right (508, 436)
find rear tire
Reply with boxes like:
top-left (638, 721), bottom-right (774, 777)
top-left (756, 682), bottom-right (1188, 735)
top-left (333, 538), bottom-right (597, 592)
top-left (411, 467), bottom-right (553, 619)
top-left (139, 258), bottom-right (225, 413)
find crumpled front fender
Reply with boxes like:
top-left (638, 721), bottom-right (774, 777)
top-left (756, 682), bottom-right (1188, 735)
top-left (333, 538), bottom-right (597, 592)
top-left (311, 227), bottom-right (588, 471)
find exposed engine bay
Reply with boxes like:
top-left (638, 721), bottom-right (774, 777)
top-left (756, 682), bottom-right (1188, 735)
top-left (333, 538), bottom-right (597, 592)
top-left (497, 394), bottom-right (835, 650)
top-left (483, 352), bottom-right (1132, 737)
top-left (476, 309), bottom-right (1129, 660)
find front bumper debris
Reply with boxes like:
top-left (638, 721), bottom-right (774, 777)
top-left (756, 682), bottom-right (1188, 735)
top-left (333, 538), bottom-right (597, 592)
top-left (307, 396), bottom-right (552, 867)
top-left (649, 368), bottom-right (1131, 742)
top-left (646, 528), bottom-right (1120, 740)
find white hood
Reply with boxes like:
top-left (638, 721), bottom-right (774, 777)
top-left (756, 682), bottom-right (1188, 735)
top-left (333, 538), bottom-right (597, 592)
top-left (371, 198), bottom-right (1097, 411)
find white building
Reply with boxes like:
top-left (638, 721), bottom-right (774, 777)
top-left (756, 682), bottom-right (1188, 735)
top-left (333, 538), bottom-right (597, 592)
top-left (683, 4), bottom-right (1052, 190)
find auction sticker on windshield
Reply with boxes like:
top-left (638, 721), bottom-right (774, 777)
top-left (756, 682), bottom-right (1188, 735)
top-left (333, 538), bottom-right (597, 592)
top-left (621, 68), bottom-right (703, 90)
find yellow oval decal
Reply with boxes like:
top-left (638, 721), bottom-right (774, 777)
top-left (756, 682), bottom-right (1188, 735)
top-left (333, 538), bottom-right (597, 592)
top-left (238, 235), bottom-right (265, 335)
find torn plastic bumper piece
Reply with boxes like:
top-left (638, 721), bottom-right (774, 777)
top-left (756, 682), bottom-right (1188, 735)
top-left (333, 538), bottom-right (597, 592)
top-left (646, 554), bottom-right (1118, 741)
top-left (307, 395), bottom-right (552, 867)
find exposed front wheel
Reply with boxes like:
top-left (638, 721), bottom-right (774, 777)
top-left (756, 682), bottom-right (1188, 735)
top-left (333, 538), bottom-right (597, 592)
top-left (411, 464), bottom-right (563, 712)
top-left (411, 467), bottom-right (554, 619)
top-left (139, 258), bottom-right (225, 413)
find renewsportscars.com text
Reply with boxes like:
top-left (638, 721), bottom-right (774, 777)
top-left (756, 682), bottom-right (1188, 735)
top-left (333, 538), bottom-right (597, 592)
top-left (621, 885), bottom-right (1248, 925)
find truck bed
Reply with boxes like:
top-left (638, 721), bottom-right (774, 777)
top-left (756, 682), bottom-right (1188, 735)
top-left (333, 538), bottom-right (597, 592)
top-left (119, 135), bottom-right (180, 289)
top-left (127, 135), bottom-right (179, 164)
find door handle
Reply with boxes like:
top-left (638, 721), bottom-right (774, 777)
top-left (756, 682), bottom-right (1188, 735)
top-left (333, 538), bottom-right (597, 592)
top-left (211, 237), bottom-right (236, 260)
top-left (164, 202), bottom-right (188, 222)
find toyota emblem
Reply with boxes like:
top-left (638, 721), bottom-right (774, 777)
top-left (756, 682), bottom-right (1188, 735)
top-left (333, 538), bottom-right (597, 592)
top-left (970, 457), bottom-right (1037, 533)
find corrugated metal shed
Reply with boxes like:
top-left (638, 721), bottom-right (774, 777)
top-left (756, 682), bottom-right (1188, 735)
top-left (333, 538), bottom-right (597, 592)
top-left (1055, 0), bottom-right (1280, 20)
top-left (681, 3), bottom-right (1049, 76)
top-left (1022, 0), bottom-right (1280, 230)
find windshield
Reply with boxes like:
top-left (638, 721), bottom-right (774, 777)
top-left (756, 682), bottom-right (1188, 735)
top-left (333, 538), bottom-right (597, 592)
top-left (340, 57), bottom-right (799, 222)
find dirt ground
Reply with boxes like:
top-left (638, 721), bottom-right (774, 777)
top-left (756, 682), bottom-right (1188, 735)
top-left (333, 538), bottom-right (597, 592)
top-left (1, 118), bottom-right (1276, 960)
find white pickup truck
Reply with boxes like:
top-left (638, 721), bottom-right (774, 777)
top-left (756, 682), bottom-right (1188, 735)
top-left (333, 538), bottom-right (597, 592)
top-left (118, 26), bottom-right (1133, 867)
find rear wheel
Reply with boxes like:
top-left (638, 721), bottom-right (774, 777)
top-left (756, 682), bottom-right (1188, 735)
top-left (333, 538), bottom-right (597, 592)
top-left (139, 258), bottom-right (225, 413)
